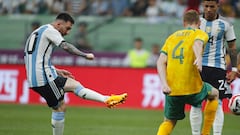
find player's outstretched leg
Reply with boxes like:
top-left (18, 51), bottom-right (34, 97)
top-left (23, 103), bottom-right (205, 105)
top-left (105, 93), bottom-right (128, 108)
top-left (65, 78), bottom-right (128, 108)
top-left (73, 85), bottom-right (128, 108)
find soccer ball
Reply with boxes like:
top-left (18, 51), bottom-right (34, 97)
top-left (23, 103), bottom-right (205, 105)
top-left (228, 94), bottom-right (240, 115)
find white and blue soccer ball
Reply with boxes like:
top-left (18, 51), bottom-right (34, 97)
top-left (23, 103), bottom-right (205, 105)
top-left (228, 94), bottom-right (240, 115)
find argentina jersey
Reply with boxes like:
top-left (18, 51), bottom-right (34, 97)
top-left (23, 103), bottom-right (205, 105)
top-left (24, 24), bottom-right (65, 87)
top-left (200, 16), bottom-right (236, 70)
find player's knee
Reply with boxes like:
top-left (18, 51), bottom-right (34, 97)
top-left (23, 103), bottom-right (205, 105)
top-left (205, 99), bottom-right (218, 113)
top-left (64, 78), bottom-right (83, 92)
top-left (164, 118), bottom-right (177, 126)
top-left (52, 101), bottom-right (66, 112)
top-left (208, 88), bottom-right (219, 100)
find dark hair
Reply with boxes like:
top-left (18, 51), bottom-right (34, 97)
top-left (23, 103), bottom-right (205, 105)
top-left (56, 12), bottom-right (75, 24)
top-left (78, 21), bottom-right (88, 27)
top-left (31, 21), bottom-right (41, 27)
top-left (134, 37), bottom-right (143, 42)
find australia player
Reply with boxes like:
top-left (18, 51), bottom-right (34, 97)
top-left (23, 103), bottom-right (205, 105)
top-left (156, 10), bottom-right (219, 135)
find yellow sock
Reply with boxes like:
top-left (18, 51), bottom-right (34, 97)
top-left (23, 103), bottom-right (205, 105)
top-left (157, 121), bottom-right (174, 135)
top-left (201, 99), bottom-right (218, 135)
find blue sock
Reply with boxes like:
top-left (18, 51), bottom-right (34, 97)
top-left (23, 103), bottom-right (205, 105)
top-left (51, 112), bottom-right (65, 135)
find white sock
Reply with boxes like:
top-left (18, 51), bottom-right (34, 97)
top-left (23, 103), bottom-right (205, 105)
top-left (213, 101), bottom-right (224, 135)
top-left (190, 106), bottom-right (202, 135)
top-left (52, 112), bottom-right (65, 135)
top-left (74, 86), bottom-right (108, 102)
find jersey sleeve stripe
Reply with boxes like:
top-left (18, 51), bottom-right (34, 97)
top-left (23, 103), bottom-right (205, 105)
top-left (160, 50), bottom-right (167, 55)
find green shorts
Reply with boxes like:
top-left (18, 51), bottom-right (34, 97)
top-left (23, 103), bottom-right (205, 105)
top-left (164, 82), bottom-right (212, 120)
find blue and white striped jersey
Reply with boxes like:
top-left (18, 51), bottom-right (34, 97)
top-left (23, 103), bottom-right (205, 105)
top-left (200, 16), bottom-right (236, 70)
top-left (24, 24), bottom-right (64, 87)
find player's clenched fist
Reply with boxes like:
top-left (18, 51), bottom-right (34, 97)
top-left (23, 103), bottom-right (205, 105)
top-left (85, 53), bottom-right (94, 60)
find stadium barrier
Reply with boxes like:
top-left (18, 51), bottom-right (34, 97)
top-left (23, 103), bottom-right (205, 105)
top-left (0, 49), bottom-right (125, 67)
top-left (1, 64), bottom-right (239, 112)
top-left (1, 15), bottom-right (240, 52)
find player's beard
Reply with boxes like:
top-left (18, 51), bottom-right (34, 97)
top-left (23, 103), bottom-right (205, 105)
top-left (205, 12), bottom-right (216, 21)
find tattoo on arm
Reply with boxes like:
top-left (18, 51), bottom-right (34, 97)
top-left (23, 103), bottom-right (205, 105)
top-left (229, 48), bottom-right (237, 67)
top-left (59, 42), bottom-right (87, 57)
top-left (237, 53), bottom-right (240, 66)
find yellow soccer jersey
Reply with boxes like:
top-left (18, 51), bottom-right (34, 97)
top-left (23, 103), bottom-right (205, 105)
top-left (161, 28), bottom-right (209, 96)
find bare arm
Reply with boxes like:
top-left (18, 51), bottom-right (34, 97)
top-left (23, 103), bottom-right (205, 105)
top-left (59, 41), bottom-right (94, 60)
top-left (157, 53), bottom-right (171, 94)
top-left (226, 40), bottom-right (238, 82)
top-left (228, 41), bottom-right (237, 67)
top-left (193, 39), bottom-right (204, 71)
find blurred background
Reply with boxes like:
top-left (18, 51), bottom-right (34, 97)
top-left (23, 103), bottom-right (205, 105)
top-left (1, 0), bottom-right (240, 54)
top-left (1, 0), bottom-right (240, 67)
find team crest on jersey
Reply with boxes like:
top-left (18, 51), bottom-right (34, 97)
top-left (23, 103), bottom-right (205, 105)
top-left (216, 27), bottom-right (221, 33)
top-left (205, 26), bottom-right (211, 33)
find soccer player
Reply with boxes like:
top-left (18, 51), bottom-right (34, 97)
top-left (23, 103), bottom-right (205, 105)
top-left (24, 12), bottom-right (127, 135)
top-left (189, 1), bottom-right (238, 135)
top-left (156, 10), bottom-right (219, 135)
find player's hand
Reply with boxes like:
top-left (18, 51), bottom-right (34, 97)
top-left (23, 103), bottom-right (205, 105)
top-left (194, 58), bottom-right (202, 71)
top-left (85, 53), bottom-right (94, 60)
top-left (162, 84), bottom-right (171, 95)
top-left (226, 71), bottom-right (237, 83)
top-left (56, 69), bottom-right (75, 79)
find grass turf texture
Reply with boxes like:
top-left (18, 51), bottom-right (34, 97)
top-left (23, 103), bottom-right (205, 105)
top-left (0, 104), bottom-right (239, 135)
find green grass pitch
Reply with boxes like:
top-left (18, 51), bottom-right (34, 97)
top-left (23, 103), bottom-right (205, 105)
top-left (0, 104), bottom-right (239, 135)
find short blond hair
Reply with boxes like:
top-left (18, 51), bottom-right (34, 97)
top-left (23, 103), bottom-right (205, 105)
top-left (183, 10), bottom-right (200, 25)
